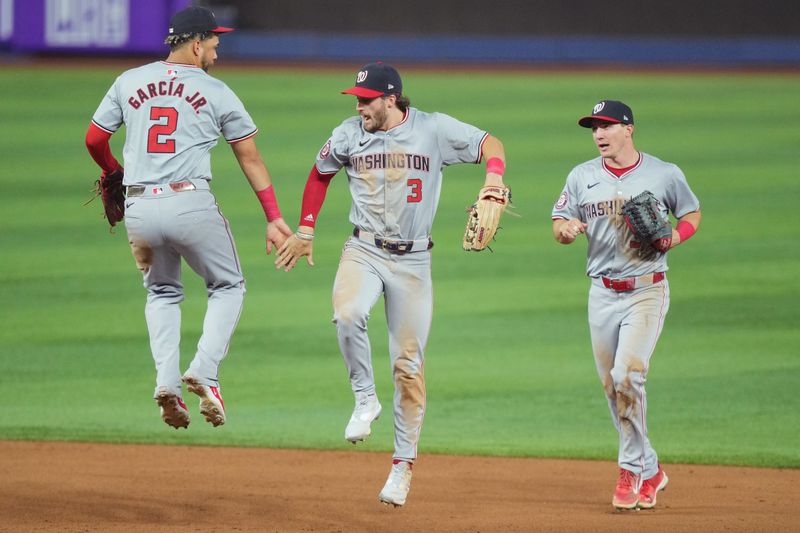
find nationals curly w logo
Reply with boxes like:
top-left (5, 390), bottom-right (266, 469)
top-left (356, 70), bottom-right (368, 83)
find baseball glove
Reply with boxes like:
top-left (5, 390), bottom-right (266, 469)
top-left (88, 168), bottom-right (125, 227)
top-left (462, 185), bottom-right (511, 252)
top-left (621, 190), bottom-right (672, 254)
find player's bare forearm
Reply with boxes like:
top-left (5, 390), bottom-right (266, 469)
top-left (670, 210), bottom-right (701, 248)
top-left (231, 137), bottom-right (273, 191)
top-left (553, 218), bottom-right (587, 244)
top-left (482, 135), bottom-right (505, 187)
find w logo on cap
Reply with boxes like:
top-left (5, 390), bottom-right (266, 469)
top-left (356, 70), bottom-right (368, 83)
top-left (593, 102), bottom-right (606, 114)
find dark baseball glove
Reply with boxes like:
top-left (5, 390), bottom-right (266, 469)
top-left (89, 168), bottom-right (125, 227)
top-left (621, 190), bottom-right (672, 254)
top-left (463, 185), bottom-right (511, 251)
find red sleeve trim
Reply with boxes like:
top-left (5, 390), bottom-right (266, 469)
top-left (91, 119), bottom-right (116, 135)
top-left (299, 164), bottom-right (336, 227)
top-left (227, 128), bottom-right (259, 144)
top-left (476, 132), bottom-right (490, 163)
top-left (85, 122), bottom-right (121, 173)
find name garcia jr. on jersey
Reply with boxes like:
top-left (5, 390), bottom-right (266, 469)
top-left (127, 81), bottom-right (208, 113)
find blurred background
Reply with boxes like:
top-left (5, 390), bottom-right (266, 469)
top-left (2, 0), bottom-right (799, 66)
top-left (0, 0), bottom-right (798, 466)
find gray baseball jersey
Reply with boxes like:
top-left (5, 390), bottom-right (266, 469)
top-left (552, 151), bottom-right (700, 480)
top-left (323, 107), bottom-right (487, 461)
top-left (90, 60), bottom-right (257, 403)
top-left (317, 108), bottom-right (488, 240)
top-left (92, 60), bottom-right (257, 185)
top-left (552, 153), bottom-right (700, 278)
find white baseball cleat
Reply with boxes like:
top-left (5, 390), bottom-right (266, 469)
top-left (379, 461), bottom-right (413, 507)
top-left (155, 387), bottom-right (190, 429)
top-left (182, 376), bottom-right (226, 427)
top-left (345, 392), bottom-right (382, 443)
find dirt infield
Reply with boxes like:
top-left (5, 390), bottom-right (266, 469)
top-left (1, 441), bottom-right (797, 532)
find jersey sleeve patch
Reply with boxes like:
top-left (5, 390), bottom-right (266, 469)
top-left (319, 139), bottom-right (332, 159)
top-left (555, 190), bottom-right (569, 210)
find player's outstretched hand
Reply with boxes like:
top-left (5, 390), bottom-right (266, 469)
top-left (275, 233), bottom-right (315, 272)
top-left (265, 218), bottom-right (293, 255)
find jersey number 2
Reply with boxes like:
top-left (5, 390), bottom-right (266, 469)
top-left (407, 178), bottom-right (422, 203)
top-left (147, 107), bottom-right (178, 153)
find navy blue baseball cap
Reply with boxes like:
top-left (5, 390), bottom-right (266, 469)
top-left (342, 62), bottom-right (402, 98)
top-left (169, 6), bottom-right (233, 35)
top-left (578, 100), bottom-right (634, 128)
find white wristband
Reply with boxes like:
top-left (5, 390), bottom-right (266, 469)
top-left (295, 230), bottom-right (314, 241)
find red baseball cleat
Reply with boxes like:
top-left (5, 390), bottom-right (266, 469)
top-left (155, 388), bottom-right (190, 429)
top-left (612, 468), bottom-right (640, 510)
top-left (638, 465), bottom-right (669, 509)
top-left (183, 376), bottom-right (226, 427)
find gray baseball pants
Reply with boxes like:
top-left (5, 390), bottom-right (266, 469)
top-left (123, 181), bottom-right (245, 398)
top-left (588, 277), bottom-right (670, 480)
top-left (332, 238), bottom-right (432, 461)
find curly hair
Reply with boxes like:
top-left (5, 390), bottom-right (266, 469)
top-left (164, 31), bottom-right (214, 51)
top-left (394, 94), bottom-right (411, 112)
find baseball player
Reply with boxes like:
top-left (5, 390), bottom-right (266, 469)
top-left (275, 62), bottom-right (507, 507)
top-left (551, 100), bottom-right (701, 510)
top-left (84, 6), bottom-right (291, 429)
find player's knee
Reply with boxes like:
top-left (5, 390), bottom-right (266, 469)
top-left (207, 281), bottom-right (245, 300)
top-left (393, 342), bottom-right (423, 376)
top-left (333, 306), bottom-right (369, 333)
top-left (147, 284), bottom-right (184, 303)
top-left (610, 365), bottom-right (644, 388)
top-left (393, 356), bottom-right (421, 377)
top-left (609, 366), bottom-right (627, 390)
top-left (393, 356), bottom-right (424, 394)
top-left (610, 367), bottom-right (645, 419)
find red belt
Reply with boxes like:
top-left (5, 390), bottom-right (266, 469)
top-left (601, 272), bottom-right (665, 292)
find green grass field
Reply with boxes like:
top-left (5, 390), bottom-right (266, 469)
top-left (1, 64), bottom-right (798, 468)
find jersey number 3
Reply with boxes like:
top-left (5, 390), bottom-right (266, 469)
top-left (147, 107), bottom-right (178, 153)
top-left (407, 178), bottom-right (422, 203)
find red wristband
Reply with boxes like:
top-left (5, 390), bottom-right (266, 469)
top-left (256, 186), bottom-right (282, 222)
top-left (676, 220), bottom-right (696, 243)
top-left (486, 157), bottom-right (505, 176)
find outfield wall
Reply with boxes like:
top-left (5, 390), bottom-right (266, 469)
top-left (222, 32), bottom-right (800, 66)
top-left (2, 0), bottom-right (799, 66)
top-left (215, 0), bottom-right (800, 66)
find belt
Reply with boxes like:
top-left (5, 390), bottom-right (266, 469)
top-left (126, 180), bottom-right (206, 197)
top-left (601, 272), bottom-right (665, 292)
top-left (353, 227), bottom-right (433, 255)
